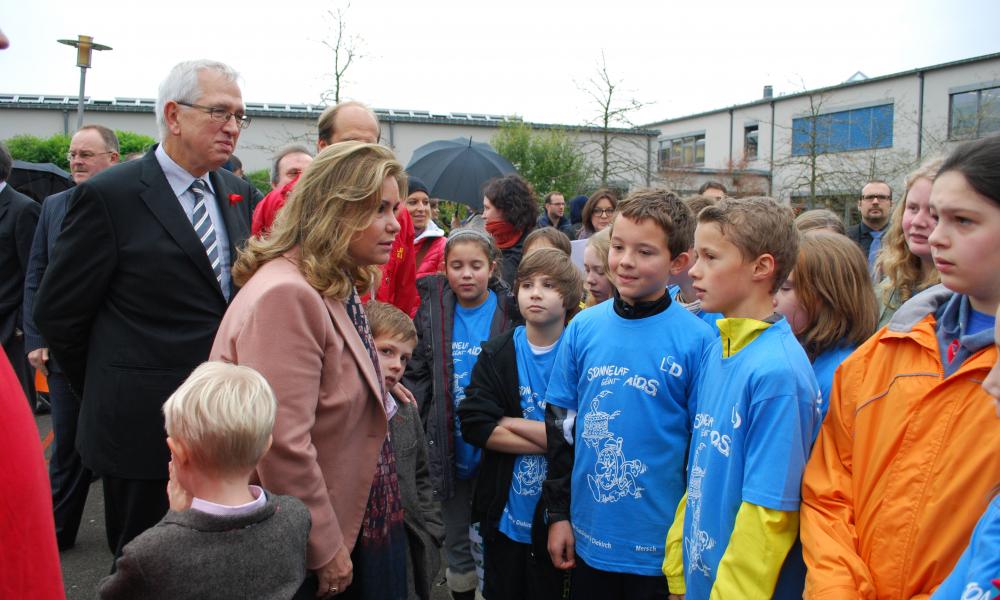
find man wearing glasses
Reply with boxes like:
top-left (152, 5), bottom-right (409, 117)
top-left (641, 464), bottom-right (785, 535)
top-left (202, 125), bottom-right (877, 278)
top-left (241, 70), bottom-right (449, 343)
top-left (34, 60), bottom-right (262, 562)
top-left (847, 180), bottom-right (893, 271)
top-left (23, 124), bottom-right (118, 550)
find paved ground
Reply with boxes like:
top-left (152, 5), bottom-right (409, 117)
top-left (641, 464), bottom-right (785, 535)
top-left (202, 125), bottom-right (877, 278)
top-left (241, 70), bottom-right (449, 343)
top-left (34, 412), bottom-right (455, 599)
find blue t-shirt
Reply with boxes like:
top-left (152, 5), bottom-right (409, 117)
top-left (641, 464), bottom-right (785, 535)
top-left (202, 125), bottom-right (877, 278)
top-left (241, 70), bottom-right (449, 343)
top-left (932, 495), bottom-right (1000, 600)
top-left (546, 300), bottom-right (713, 575)
top-left (682, 318), bottom-right (821, 600)
top-left (498, 326), bottom-right (561, 543)
top-left (452, 291), bottom-right (498, 480)
top-left (811, 344), bottom-right (855, 420)
top-left (968, 309), bottom-right (997, 336)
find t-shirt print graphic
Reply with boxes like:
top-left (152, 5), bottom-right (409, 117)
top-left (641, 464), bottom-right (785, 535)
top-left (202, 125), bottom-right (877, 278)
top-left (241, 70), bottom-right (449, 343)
top-left (581, 391), bottom-right (647, 503)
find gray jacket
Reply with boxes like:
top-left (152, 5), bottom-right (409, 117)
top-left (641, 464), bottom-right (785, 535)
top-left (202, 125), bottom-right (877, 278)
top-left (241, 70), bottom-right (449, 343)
top-left (391, 400), bottom-right (445, 600)
top-left (99, 493), bottom-right (310, 600)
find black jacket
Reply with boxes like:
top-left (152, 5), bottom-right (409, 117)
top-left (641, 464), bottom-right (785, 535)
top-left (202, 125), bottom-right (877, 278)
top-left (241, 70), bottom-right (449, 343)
top-left (34, 149), bottom-right (262, 479)
top-left (402, 274), bottom-right (516, 501)
top-left (0, 183), bottom-right (40, 346)
top-left (846, 221), bottom-right (887, 258)
top-left (460, 328), bottom-right (575, 539)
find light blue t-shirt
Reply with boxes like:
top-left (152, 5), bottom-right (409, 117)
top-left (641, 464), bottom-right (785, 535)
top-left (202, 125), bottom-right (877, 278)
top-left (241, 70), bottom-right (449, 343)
top-left (811, 344), bottom-right (855, 420)
top-left (452, 290), bottom-right (498, 480)
top-left (546, 300), bottom-right (713, 575)
top-left (498, 326), bottom-right (560, 543)
top-left (682, 318), bottom-right (821, 600)
top-left (932, 495), bottom-right (1000, 600)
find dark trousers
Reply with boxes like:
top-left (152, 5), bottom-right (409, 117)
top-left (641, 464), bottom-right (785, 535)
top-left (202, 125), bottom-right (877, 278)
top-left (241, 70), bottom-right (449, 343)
top-left (3, 333), bottom-right (34, 409)
top-left (48, 372), bottom-right (93, 550)
top-left (103, 475), bottom-right (169, 563)
top-left (484, 532), bottom-right (568, 600)
top-left (570, 556), bottom-right (669, 600)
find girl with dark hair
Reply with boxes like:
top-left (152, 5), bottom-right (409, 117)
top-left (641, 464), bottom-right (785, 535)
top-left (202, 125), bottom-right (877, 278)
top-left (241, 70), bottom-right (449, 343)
top-left (483, 174), bottom-right (539, 287)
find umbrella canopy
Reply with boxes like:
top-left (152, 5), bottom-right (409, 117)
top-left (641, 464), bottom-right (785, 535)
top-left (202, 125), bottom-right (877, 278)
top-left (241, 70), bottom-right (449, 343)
top-left (9, 160), bottom-right (74, 203)
top-left (405, 137), bottom-right (516, 211)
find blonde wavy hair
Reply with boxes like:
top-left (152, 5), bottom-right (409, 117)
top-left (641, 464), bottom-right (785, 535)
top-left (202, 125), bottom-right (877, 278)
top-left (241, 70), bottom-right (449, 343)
top-left (875, 157), bottom-right (943, 309)
top-left (232, 142), bottom-right (406, 300)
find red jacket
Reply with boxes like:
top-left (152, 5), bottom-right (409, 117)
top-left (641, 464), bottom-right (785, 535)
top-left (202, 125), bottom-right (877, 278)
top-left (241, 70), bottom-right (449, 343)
top-left (249, 178), bottom-right (419, 317)
top-left (415, 235), bottom-right (446, 279)
top-left (0, 355), bottom-right (65, 599)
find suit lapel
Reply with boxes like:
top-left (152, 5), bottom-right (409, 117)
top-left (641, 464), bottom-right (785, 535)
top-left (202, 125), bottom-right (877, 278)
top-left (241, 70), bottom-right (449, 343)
top-left (208, 170), bottom-right (250, 263)
top-left (0, 185), bottom-right (12, 224)
top-left (325, 296), bottom-right (385, 414)
top-left (138, 154), bottom-right (226, 300)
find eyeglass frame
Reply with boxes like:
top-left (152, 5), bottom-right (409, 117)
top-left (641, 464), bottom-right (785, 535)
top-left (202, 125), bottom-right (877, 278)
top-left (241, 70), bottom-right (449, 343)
top-left (593, 207), bottom-right (616, 217)
top-left (66, 150), bottom-right (115, 161)
top-left (175, 101), bottom-right (252, 129)
top-left (860, 194), bottom-right (891, 203)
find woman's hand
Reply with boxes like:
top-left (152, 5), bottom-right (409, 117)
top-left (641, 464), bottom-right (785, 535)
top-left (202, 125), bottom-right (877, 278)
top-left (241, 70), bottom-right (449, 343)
top-left (316, 545), bottom-right (353, 597)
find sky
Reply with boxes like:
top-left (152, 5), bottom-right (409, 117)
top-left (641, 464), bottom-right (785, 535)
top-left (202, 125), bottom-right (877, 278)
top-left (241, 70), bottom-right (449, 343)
top-left (2, 0), bottom-right (999, 128)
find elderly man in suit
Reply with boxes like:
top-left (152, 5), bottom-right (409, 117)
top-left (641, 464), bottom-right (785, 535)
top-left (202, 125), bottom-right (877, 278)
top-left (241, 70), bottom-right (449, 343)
top-left (0, 142), bottom-right (41, 407)
top-left (23, 124), bottom-right (119, 550)
top-left (35, 60), bottom-right (262, 559)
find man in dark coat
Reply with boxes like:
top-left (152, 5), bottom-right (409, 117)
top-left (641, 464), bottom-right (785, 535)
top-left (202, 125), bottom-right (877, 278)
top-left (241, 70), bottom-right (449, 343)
top-left (23, 123), bottom-right (119, 550)
top-left (34, 59), bottom-right (262, 559)
top-left (0, 142), bottom-right (41, 407)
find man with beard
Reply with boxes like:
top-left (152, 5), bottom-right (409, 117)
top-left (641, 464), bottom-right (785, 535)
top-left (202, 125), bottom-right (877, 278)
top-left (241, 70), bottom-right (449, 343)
top-left (847, 180), bottom-right (893, 272)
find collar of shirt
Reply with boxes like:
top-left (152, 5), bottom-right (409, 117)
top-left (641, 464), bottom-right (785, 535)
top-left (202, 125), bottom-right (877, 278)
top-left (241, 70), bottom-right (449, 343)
top-left (0, 181), bottom-right (7, 194)
top-left (190, 485), bottom-right (266, 517)
top-left (155, 144), bottom-right (217, 199)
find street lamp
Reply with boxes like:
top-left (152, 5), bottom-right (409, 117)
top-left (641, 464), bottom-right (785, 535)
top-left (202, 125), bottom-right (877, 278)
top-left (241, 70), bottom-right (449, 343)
top-left (57, 35), bottom-right (112, 130)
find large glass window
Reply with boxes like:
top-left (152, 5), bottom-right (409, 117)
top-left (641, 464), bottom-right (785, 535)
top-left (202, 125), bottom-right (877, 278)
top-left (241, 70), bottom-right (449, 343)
top-left (949, 86), bottom-right (1000, 140)
top-left (659, 134), bottom-right (706, 168)
top-left (791, 104), bottom-right (894, 156)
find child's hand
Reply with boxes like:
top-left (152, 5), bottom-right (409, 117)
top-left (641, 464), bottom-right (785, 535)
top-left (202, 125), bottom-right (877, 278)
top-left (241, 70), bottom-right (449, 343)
top-left (167, 460), bottom-right (192, 512)
top-left (392, 382), bottom-right (416, 405)
top-left (547, 520), bottom-right (576, 570)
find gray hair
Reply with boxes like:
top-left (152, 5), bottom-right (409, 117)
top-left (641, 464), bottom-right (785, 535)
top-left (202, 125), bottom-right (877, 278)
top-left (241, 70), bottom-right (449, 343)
top-left (155, 60), bottom-right (240, 140)
top-left (271, 144), bottom-right (313, 185)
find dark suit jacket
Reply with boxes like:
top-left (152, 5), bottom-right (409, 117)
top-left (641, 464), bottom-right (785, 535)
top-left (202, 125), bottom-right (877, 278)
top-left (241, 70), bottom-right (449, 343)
top-left (846, 221), bottom-right (887, 258)
top-left (22, 187), bottom-right (74, 372)
top-left (0, 184), bottom-right (40, 346)
top-left (34, 148), bottom-right (262, 479)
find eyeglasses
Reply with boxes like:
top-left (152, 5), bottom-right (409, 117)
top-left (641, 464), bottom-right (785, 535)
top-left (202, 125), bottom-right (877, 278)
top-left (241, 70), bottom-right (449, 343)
top-left (861, 194), bottom-right (891, 202)
top-left (176, 101), bottom-right (252, 129)
top-left (67, 150), bottom-right (114, 161)
top-left (594, 208), bottom-right (615, 217)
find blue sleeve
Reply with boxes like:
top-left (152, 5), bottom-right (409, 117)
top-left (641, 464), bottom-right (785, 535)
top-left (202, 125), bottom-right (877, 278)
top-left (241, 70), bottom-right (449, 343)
top-left (22, 204), bottom-right (50, 353)
top-left (544, 320), bottom-right (580, 410)
top-left (931, 544), bottom-right (971, 599)
top-left (932, 498), bottom-right (1000, 600)
top-left (742, 388), bottom-right (815, 511)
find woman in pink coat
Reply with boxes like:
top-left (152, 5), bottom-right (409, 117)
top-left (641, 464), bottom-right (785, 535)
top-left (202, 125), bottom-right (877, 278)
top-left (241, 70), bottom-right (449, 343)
top-left (211, 142), bottom-right (408, 599)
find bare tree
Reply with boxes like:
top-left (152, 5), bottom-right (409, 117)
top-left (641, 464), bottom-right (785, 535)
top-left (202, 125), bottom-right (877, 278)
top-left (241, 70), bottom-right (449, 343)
top-left (580, 52), bottom-right (652, 187)
top-left (319, 3), bottom-right (362, 105)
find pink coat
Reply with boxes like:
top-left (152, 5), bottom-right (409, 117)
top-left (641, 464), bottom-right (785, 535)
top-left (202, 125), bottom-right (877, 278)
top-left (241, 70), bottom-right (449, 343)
top-left (210, 254), bottom-right (387, 570)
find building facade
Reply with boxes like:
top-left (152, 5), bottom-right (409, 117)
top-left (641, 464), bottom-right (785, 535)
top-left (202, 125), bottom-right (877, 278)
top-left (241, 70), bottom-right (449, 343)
top-left (646, 52), bottom-right (1000, 222)
top-left (0, 96), bottom-right (657, 192)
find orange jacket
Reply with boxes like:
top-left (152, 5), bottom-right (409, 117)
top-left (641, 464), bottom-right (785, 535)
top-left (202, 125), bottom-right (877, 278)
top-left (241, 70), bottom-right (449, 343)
top-left (800, 287), bottom-right (1000, 599)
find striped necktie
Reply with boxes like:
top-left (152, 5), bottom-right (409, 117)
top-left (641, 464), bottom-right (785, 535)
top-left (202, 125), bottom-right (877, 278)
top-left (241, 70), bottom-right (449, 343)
top-left (189, 179), bottom-right (223, 287)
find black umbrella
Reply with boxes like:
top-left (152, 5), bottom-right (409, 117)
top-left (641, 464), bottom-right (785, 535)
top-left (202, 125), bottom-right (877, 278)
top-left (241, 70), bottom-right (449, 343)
top-left (405, 137), bottom-right (516, 211)
top-left (9, 160), bottom-right (74, 203)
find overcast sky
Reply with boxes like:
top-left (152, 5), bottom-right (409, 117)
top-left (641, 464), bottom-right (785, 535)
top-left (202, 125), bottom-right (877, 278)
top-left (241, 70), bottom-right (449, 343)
top-left (2, 0), bottom-right (998, 127)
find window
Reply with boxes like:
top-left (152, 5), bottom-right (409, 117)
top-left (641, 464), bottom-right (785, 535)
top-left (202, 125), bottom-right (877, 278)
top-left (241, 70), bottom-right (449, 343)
top-left (744, 125), bottom-right (759, 160)
top-left (791, 104), bottom-right (893, 156)
top-left (659, 134), bottom-right (705, 168)
top-left (949, 85), bottom-right (1000, 140)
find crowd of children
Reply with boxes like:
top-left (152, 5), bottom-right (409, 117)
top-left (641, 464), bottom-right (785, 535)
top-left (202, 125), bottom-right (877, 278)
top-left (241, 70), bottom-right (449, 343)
top-left (73, 133), bottom-right (1000, 600)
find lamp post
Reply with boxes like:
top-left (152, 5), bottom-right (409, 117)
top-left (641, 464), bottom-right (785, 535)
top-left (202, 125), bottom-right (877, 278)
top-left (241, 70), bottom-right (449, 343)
top-left (57, 35), bottom-right (112, 130)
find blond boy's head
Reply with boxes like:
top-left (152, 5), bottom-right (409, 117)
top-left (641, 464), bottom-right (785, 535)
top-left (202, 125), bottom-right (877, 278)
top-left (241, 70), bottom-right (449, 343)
top-left (364, 301), bottom-right (417, 389)
top-left (614, 188), bottom-right (695, 260)
top-left (697, 196), bottom-right (798, 295)
top-left (162, 362), bottom-right (276, 475)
